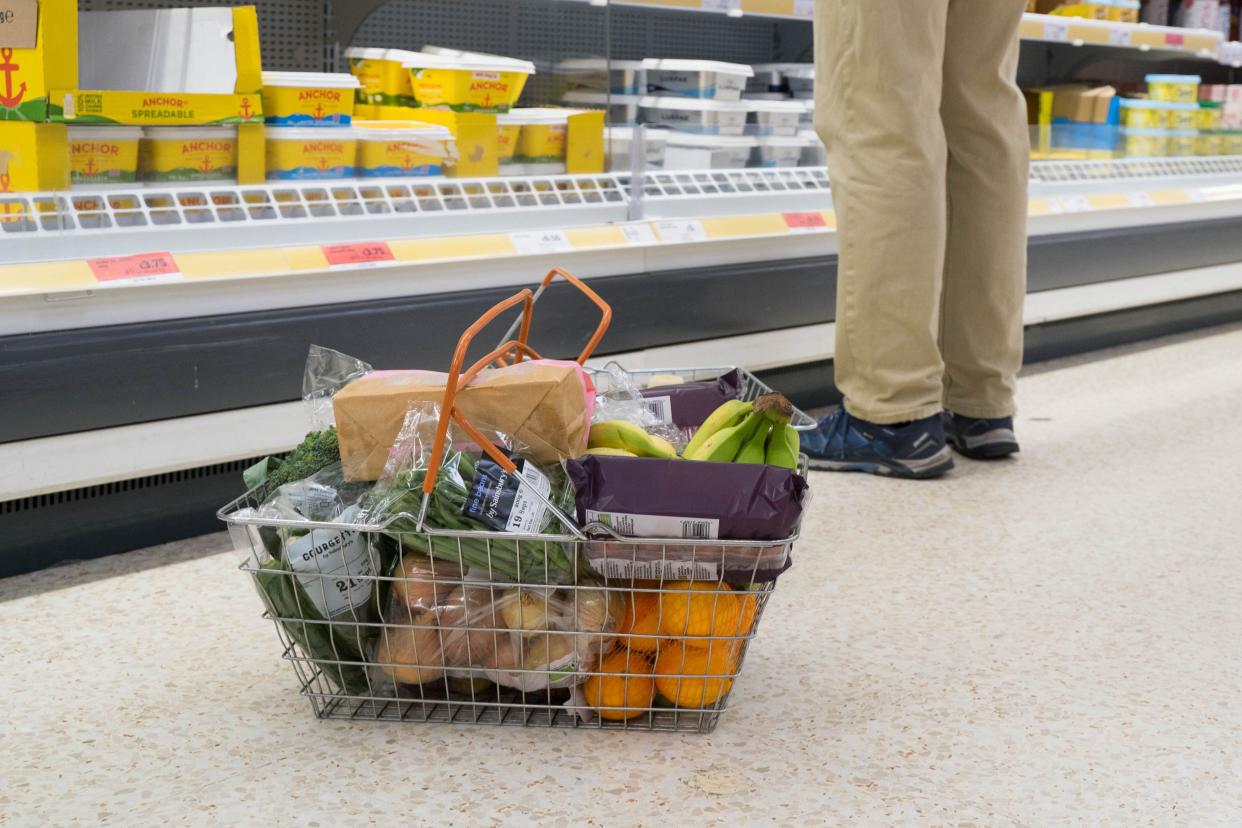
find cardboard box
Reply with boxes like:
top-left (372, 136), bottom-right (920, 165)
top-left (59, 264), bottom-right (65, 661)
top-left (333, 360), bottom-right (594, 481)
top-left (0, 121), bottom-right (68, 193)
top-left (0, 0), bottom-right (78, 122)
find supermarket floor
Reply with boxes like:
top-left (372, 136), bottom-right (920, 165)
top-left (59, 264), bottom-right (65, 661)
top-left (5, 323), bottom-right (1242, 826)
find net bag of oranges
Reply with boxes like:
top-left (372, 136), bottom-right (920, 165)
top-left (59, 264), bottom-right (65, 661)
top-left (220, 269), bottom-right (812, 733)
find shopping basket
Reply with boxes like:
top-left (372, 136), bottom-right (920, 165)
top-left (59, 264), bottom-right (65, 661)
top-left (220, 268), bottom-right (814, 733)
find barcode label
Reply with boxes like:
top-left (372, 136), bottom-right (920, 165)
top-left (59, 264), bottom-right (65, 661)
top-left (642, 395), bottom-right (674, 425)
top-left (586, 510), bottom-right (720, 540)
top-left (591, 556), bottom-right (720, 581)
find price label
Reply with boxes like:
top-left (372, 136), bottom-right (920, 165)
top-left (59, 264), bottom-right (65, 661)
top-left (88, 252), bottom-right (180, 284)
top-left (620, 223), bottom-right (658, 245)
top-left (1165, 32), bottom-right (1185, 48)
top-left (1057, 195), bottom-right (1091, 213)
top-left (1044, 21), bottom-right (1070, 42)
top-left (1108, 27), bottom-right (1132, 47)
top-left (653, 220), bottom-right (707, 244)
top-left (793, 0), bottom-right (815, 17)
top-left (509, 230), bottom-right (573, 255)
top-left (1126, 192), bottom-right (1155, 208)
top-left (1187, 189), bottom-right (1208, 203)
top-left (702, 0), bottom-right (742, 13)
top-left (782, 211), bottom-right (828, 231)
top-left (322, 242), bottom-right (395, 268)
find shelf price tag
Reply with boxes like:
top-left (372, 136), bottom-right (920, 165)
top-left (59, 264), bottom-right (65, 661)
top-left (782, 211), bottom-right (828, 232)
top-left (88, 251), bottom-right (180, 284)
top-left (620, 223), bottom-right (659, 245)
top-left (1165, 32), bottom-right (1185, 48)
top-left (702, 0), bottom-right (742, 14)
top-left (1043, 20), bottom-right (1070, 42)
top-left (1057, 195), bottom-right (1091, 213)
top-left (509, 230), bottom-right (573, 255)
top-left (653, 219), bottom-right (708, 244)
top-left (793, 0), bottom-right (815, 18)
top-left (1108, 27), bottom-right (1132, 47)
top-left (1126, 192), bottom-right (1155, 208)
top-left (322, 242), bottom-right (395, 268)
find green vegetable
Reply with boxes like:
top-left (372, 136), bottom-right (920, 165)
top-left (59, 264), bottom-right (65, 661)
top-left (369, 451), bottom-right (578, 584)
top-left (245, 428), bottom-right (342, 503)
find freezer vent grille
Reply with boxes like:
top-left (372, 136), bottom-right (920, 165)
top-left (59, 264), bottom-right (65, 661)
top-left (1031, 157), bottom-right (1242, 184)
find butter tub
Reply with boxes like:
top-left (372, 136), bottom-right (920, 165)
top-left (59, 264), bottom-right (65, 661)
top-left (662, 133), bottom-right (758, 170)
top-left (797, 128), bottom-right (826, 167)
top-left (561, 91), bottom-right (642, 124)
top-left (605, 125), bottom-right (670, 172)
top-left (402, 52), bottom-right (536, 113)
top-left (69, 126), bottom-right (142, 187)
top-left (499, 108), bottom-right (585, 163)
top-left (643, 59), bottom-right (754, 101)
top-left (261, 72), bottom-right (361, 127)
top-left (554, 58), bottom-right (645, 96)
top-left (746, 98), bottom-right (806, 136)
top-left (1147, 74), bottom-right (1201, 104)
top-left (140, 127), bottom-right (238, 183)
top-left (346, 47), bottom-right (420, 107)
top-left (752, 135), bottom-right (812, 168)
top-left (639, 95), bottom-right (750, 135)
top-left (265, 126), bottom-right (358, 180)
top-left (355, 121), bottom-right (454, 178)
top-left (750, 63), bottom-right (815, 99)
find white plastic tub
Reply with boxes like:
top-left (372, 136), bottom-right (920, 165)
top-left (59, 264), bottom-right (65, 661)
top-left (745, 98), bottom-right (805, 136)
top-left (604, 125), bottom-right (670, 171)
top-left (642, 59), bottom-right (754, 101)
top-left (751, 63), bottom-right (814, 98)
top-left (751, 135), bottom-right (811, 168)
top-left (663, 132), bottom-right (758, 170)
top-left (554, 58), bottom-right (645, 95)
top-left (639, 95), bottom-right (750, 135)
top-left (561, 91), bottom-right (642, 124)
top-left (797, 129), bottom-right (826, 167)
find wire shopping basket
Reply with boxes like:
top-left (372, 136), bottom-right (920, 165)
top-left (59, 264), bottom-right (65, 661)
top-left (220, 269), bottom-right (812, 733)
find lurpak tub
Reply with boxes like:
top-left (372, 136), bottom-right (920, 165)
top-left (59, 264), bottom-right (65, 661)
top-left (643, 59), bottom-right (753, 101)
top-left (639, 96), bottom-right (750, 135)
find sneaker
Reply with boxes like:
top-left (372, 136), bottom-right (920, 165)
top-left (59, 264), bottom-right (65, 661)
top-left (943, 412), bottom-right (1020, 460)
top-left (800, 408), bottom-right (955, 479)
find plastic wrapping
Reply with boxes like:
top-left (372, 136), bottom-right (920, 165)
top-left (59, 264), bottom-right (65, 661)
top-left (303, 345), bottom-right (373, 431)
top-left (589, 362), bottom-right (687, 450)
top-left (369, 552), bottom-right (624, 693)
top-left (640, 368), bottom-right (744, 430)
top-left (364, 402), bottom-right (582, 583)
top-left (565, 454), bottom-right (807, 581)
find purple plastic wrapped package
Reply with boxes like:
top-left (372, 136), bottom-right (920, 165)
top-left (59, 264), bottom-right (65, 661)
top-left (639, 369), bottom-right (744, 429)
top-left (565, 455), bottom-right (808, 582)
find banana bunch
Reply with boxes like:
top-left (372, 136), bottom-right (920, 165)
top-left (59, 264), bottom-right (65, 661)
top-left (588, 421), bottom-right (678, 458)
top-left (682, 394), bottom-right (800, 470)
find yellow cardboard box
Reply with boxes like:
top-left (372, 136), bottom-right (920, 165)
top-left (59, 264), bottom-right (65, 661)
top-left (0, 122), bottom-right (69, 193)
top-left (0, 0), bottom-right (78, 122)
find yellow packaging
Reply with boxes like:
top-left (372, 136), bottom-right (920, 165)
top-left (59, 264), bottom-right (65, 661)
top-left (68, 126), bottom-right (142, 186)
top-left (1196, 132), bottom-right (1223, 156)
top-left (1051, 3), bottom-right (1108, 19)
top-left (0, 123), bottom-right (70, 195)
top-left (1147, 75), bottom-right (1200, 104)
top-left (1163, 105), bottom-right (1197, 131)
top-left (261, 71), bottom-right (360, 126)
top-left (346, 48), bottom-right (418, 107)
top-left (1119, 100), bottom-right (1165, 129)
top-left (140, 127), bottom-right (238, 182)
top-left (1197, 103), bottom-right (1223, 131)
top-left (355, 121), bottom-right (454, 178)
top-left (498, 109), bottom-right (573, 164)
top-left (1123, 129), bottom-right (1169, 158)
top-left (405, 110), bottom-right (500, 177)
top-left (1225, 131), bottom-right (1242, 155)
top-left (403, 53), bottom-right (535, 113)
top-left (265, 127), bottom-right (357, 180)
top-left (1169, 131), bottom-right (1196, 157)
top-left (497, 124), bottom-right (521, 161)
top-left (0, 0), bottom-right (78, 122)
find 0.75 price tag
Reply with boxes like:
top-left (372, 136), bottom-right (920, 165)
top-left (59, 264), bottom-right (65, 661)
top-left (321, 242), bottom-right (395, 268)
top-left (782, 211), bottom-right (828, 232)
top-left (88, 251), bottom-right (181, 284)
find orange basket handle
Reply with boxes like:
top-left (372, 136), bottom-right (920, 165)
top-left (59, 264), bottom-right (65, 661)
top-left (423, 290), bottom-right (534, 495)
top-left (492, 267), bottom-right (613, 366)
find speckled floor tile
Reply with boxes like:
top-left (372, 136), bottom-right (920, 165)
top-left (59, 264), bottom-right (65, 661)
top-left (3, 324), bottom-right (1242, 826)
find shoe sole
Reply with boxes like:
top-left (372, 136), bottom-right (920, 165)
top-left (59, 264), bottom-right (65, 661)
top-left (947, 429), bottom-right (1020, 461)
top-left (807, 445), bottom-right (955, 479)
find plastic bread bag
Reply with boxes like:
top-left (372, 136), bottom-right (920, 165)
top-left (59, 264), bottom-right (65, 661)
top-left (234, 463), bottom-right (399, 696)
top-left (362, 401), bottom-right (582, 584)
top-left (587, 362), bottom-right (689, 452)
top-left (369, 555), bottom-right (624, 693)
top-left (640, 368), bottom-right (745, 430)
top-left (564, 454), bottom-right (809, 582)
top-left (243, 346), bottom-right (373, 502)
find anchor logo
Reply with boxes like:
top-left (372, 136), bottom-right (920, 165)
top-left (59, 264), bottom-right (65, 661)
top-left (83, 156), bottom-right (98, 176)
top-left (0, 48), bottom-right (28, 109)
top-left (313, 101), bottom-right (326, 120)
top-left (239, 97), bottom-right (253, 120)
top-left (402, 153), bottom-right (414, 170)
top-left (200, 154), bottom-right (214, 174)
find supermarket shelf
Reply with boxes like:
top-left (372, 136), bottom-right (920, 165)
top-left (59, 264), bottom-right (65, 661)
top-left (6, 261), bottom-right (1242, 503)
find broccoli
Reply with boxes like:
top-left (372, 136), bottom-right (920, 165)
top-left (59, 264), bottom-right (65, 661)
top-left (244, 427), bottom-right (342, 503)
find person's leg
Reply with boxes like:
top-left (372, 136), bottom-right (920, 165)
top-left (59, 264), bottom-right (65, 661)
top-left (814, 0), bottom-right (951, 426)
top-left (939, 0), bottom-right (1029, 426)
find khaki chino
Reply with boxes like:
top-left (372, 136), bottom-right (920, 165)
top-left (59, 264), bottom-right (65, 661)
top-left (814, 0), bottom-right (1029, 423)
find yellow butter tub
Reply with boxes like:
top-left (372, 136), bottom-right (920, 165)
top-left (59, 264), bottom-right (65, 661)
top-left (498, 108), bottom-right (581, 164)
top-left (402, 52), bottom-right (536, 113)
top-left (261, 71), bottom-right (362, 127)
top-left (266, 127), bottom-right (358, 180)
top-left (1146, 74), bottom-right (1201, 105)
top-left (354, 121), bottom-right (456, 177)
top-left (139, 127), bottom-right (238, 183)
top-left (346, 48), bottom-right (420, 108)
top-left (68, 126), bottom-right (142, 187)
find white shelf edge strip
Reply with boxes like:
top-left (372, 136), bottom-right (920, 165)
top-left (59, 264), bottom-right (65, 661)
top-left (6, 261), bottom-right (1242, 501)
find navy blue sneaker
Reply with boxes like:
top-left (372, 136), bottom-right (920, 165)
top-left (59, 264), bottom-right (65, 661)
top-left (800, 408), bottom-right (955, 479)
top-left (943, 412), bottom-right (1020, 460)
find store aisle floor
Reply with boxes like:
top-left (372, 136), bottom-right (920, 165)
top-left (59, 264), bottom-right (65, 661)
top-left (4, 324), bottom-right (1242, 826)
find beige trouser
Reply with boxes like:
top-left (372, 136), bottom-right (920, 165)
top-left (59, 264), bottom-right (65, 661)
top-left (814, 0), bottom-right (1029, 424)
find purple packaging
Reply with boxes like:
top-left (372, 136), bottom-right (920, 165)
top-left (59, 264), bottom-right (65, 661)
top-left (639, 369), bottom-right (744, 429)
top-left (565, 454), bottom-right (808, 581)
